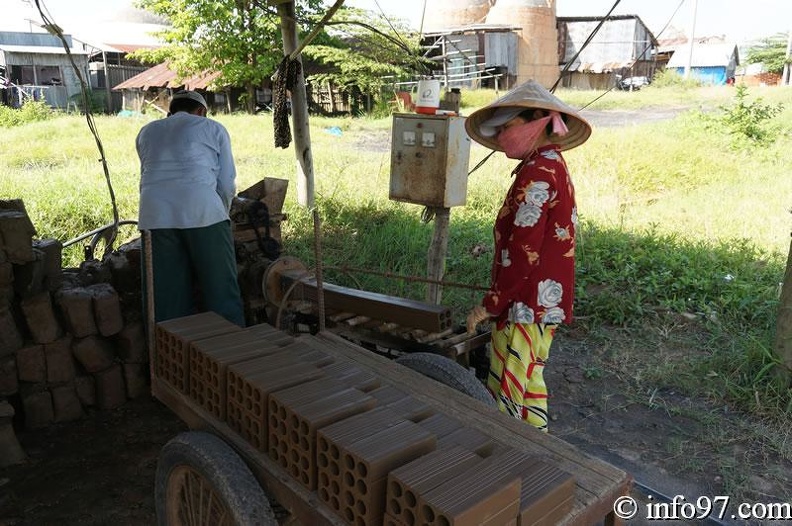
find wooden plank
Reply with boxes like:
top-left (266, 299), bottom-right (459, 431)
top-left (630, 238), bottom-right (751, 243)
top-left (310, 332), bottom-right (632, 526)
top-left (280, 269), bottom-right (452, 333)
top-left (152, 378), bottom-right (346, 526)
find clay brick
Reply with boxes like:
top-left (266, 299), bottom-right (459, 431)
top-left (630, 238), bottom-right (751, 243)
top-left (51, 385), bottom-right (84, 422)
top-left (0, 421), bottom-right (26, 467)
top-left (22, 389), bottom-right (54, 429)
top-left (417, 451), bottom-right (522, 526)
top-left (94, 364), bottom-right (126, 409)
top-left (20, 292), bottom-right (62, 344)
top-left (0, 400), bottom-right (13, 420)
top-left (0, 262), bottom-right (12, 287)
top-left (0, 356), bottom-right (18, 396)
top-left (0, 307), bottom-right (23, 357)
top-left (0, 209), bottom-right (35, 264)
top-left (45, 336), bottom-right (76, 384)
top-left (87, 283), bottom-right (124, 337)
top-left (75, 375), bottom-right (96, 407)
top-left (123, 362), bottom-right (148, 399)
top-left (56, 287), bottom-right (98, 338)
top-left (106, 248), bottom-right (141, 294)
top-left (15, 344), bottom-right (46, 383)
top-left (115, 322), bottom-right (147, 363)
top-left (72, 335), bottom-right (115, 373)
top-left (12, 249), bottom-right (45, 298)
top-left (32, 238), bottom-right (62, 283)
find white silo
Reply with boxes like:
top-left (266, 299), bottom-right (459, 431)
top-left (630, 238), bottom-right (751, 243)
top-left (422, 0), bottom-right (493, 32)
top-left (486, 0), bottom-right (559, 88)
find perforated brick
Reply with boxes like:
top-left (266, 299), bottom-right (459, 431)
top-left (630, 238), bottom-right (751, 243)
top-left (383, 514), bottom-right (407, 526)
top-left (417, 451), bottom-right (521, 526)
top-left (437, 426), bottom-right (497, 457)
top-left (317, 406), bottom-right (407, 510)
top-left (188, 324), bottom-right (294, 420)
top-left (386, 446), bottom-right (482, 526)
top-left (226, 366), bottom-right (324, 452)
top-left (340, 420), bottom-right (436, 526)
top-left (368, 384), bottom-right (410, 405)
top-left (318, 359), bottom-right (381, 391)
top-left (154, 312), bottom-right (241, 393)
top-left (415, 413), bottom-right (464, 439)
top-left (383, 395), bottom-right (434, 421)
top-left (267, 378), bottom-right (350, 473)
top-left (515, 458), bottom-right (575, 526)
top-left (278, 388), bottom-right (377, 490)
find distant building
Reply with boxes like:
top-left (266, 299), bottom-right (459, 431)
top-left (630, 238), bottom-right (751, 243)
top-left (111, 62), bottom-right (227, 114)
top-left (69, 17), bottom-right (166, 112)
top-left (557, 15), bottom-right (659, 90)
top-left (665, 42), bottom-right (739, 85)
top-left (0, 30), bottom-right (89, 109)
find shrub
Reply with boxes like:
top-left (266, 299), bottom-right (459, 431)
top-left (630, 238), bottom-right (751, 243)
top-left (0, 100), bottom-right (57, 127)
top-left (717, 84), bottom-right (783, 146)
top-left (649, 69), bottom-right (704, 89)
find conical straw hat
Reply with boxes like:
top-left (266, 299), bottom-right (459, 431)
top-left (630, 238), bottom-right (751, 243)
top-left (465, 80), bottom-right (591, 152)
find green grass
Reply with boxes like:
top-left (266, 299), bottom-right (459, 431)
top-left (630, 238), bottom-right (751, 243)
top-left (1, 84), bottom-right (791, 419)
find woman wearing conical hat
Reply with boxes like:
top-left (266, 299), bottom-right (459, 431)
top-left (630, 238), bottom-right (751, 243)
top-left (465, 80), bottom-right (591, 432)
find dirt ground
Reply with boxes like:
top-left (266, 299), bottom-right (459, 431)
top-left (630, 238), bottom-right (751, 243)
top-left (1, 324), bottom-right (789, 526)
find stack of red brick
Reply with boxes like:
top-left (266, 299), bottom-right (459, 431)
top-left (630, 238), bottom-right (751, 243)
top-left (159, 311), bottom-right (577, 526)
top-left (0, 200), bottom-right (148, 468)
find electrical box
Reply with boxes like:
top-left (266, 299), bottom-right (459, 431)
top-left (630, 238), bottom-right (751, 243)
top-left (389, 113), bottom-right (471, 208)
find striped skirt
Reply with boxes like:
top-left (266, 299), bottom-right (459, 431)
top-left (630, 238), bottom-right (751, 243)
top-left (486, 322), bottom-right (557, 432)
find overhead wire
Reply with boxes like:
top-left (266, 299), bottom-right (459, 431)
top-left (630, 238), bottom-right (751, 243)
top-left (471, 0), bottom-right (687, 174)
top-left (33, 0), bottom-right (120, 258)
top-left (579, 0), bottom-right (687, 110)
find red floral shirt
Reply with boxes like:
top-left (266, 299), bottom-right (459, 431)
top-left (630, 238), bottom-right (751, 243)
top-left (482, 144), bottom-right (577, 326)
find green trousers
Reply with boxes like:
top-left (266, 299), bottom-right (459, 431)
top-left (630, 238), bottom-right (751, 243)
top-left (142, 220), bottom-right (245, 326)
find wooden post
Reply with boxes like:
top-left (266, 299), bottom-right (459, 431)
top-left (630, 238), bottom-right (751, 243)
top-left (276, 1), bottom-right (315, 208)
top-left (426, 207), bottom-right (451, 305)
top-left (774, 234), bottom-right (792, 387)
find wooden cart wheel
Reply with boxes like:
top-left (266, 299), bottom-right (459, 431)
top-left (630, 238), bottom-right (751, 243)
top-left (155, 431), bottom-right (277, 526)
top-left (395, 352), bottom-right (496, 407)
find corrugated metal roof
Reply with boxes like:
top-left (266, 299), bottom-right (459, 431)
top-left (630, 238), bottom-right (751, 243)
top-left (666, 43), bottom-right (739, 68)
top-left (0, 44), bottom-right (88, 55)
top-left (112, 61), bottom-right (221, 91)
top-left (559, 17), bottom-right (657, 67)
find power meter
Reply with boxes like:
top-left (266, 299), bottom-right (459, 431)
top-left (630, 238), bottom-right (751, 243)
top-left (389, 113), bottom-right (471, 208)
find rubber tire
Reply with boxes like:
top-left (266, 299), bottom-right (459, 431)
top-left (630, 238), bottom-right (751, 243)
top-left (155, 431), bottom-right (277, 526)
top-left (395, 352), bottom-right (496, 407)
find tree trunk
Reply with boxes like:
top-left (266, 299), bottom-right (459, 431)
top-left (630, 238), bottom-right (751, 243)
top-left (773, 234), bottom-right (792, 387)
top-left (245, 84), bottom-right (256, 114)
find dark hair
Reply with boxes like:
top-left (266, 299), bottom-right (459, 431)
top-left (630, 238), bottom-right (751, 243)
top-left (518, 108), bottom-right (567, 135)
top-left (169, 98), bottom-right (205, 114)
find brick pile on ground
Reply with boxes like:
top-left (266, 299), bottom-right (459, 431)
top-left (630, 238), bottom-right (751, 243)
top-left (0, 199), bottom-right (147, 468)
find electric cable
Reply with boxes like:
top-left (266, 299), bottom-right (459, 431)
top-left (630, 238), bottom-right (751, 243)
top-left (579, 0), bottom-right (687, 110)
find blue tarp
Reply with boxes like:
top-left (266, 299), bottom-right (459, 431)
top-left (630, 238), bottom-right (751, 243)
top-left (670, 66), bottom-right (727, 85)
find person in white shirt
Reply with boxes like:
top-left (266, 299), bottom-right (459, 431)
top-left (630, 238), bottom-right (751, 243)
top-left (136, 90), bottom-right (244, 326)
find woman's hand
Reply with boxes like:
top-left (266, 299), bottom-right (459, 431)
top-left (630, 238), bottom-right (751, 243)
top-left (466, 305), bottom-right (490, 333)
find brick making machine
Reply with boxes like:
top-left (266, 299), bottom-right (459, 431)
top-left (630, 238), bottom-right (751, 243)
top-left (228, 177), bottom-right (493, 387)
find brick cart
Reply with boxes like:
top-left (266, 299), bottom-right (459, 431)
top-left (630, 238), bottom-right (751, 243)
top-left (149, 311), bottom-right (632, 526)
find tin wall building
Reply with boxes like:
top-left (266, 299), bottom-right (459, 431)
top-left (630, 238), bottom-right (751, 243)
top-left (485, 0), bottom-right (559, 88)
